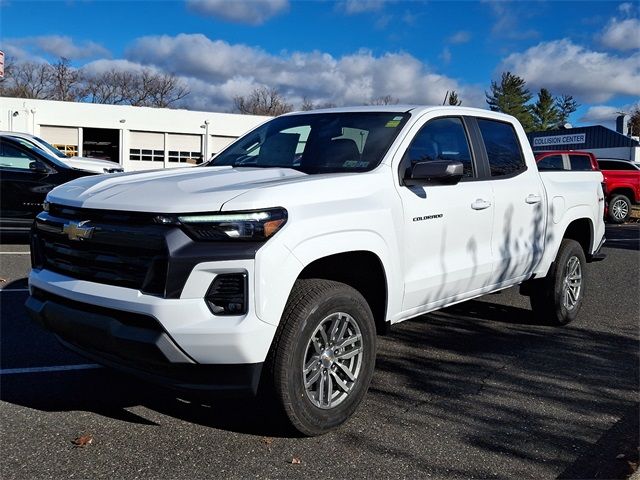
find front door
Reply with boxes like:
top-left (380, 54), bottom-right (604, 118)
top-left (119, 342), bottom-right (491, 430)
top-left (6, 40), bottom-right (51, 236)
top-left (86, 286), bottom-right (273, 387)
top-left (394, 115), bottom-right (494, 313)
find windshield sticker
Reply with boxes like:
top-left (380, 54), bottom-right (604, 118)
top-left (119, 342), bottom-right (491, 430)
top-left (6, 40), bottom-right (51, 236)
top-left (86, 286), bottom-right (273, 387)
top-left (343, 160), bottom-right (358, 167)
top-left (385, 120), bottom-right (401, 128)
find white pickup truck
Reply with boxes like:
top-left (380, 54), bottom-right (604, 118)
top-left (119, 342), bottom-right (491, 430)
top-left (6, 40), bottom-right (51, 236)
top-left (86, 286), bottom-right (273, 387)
top-left (26, 106), bottom-right (606, 436)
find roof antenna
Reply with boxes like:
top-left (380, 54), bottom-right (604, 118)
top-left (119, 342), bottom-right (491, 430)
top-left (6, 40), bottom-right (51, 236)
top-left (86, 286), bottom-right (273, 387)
top-left (442, 91), bottom-right (449, 106)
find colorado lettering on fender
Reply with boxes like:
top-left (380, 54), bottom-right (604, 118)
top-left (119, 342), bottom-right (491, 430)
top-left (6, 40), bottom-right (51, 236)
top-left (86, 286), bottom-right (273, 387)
top-left (413, 213), bottom-right (443, 222)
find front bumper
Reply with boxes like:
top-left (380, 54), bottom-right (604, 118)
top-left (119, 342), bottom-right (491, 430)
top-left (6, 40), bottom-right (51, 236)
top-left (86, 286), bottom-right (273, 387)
top-left (27, 266), bottom-right (279, 394)
top-left (25, 286), bottom-right (264, 395)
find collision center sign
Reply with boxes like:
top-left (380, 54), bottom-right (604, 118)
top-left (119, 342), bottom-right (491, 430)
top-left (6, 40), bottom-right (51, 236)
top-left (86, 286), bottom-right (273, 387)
top-left (533, 133), bottom-right (586, 147)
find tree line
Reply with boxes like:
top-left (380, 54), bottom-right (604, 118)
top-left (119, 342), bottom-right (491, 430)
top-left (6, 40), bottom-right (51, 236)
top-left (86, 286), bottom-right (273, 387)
top-left (2, 57), bottom-right (638, 133)
top-left (0, 57), bottom-right (189, 108)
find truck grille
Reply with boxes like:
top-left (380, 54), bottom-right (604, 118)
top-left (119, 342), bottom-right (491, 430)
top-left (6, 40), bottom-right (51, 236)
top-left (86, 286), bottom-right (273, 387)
top-left (32, 206), bottom-right (169, 295)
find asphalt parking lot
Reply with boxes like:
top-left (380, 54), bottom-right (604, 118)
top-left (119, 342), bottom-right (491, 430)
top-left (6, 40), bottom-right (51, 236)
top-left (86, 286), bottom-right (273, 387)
top-left (1, 225), bottom-right (638, 480)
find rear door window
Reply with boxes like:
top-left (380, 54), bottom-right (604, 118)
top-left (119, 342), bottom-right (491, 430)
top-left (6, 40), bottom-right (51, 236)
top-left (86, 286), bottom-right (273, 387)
top-left (537, 154), bottom-right (564, 171)
top-left (477, 119), bottom-right (526, 177)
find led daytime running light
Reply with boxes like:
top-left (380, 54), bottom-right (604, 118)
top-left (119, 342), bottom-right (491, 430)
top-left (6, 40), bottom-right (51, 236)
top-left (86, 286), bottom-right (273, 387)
top-left (178, 212), bottom-right (271, 223)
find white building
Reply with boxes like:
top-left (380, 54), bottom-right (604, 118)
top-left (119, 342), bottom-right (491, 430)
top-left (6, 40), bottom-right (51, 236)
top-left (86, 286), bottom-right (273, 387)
top-left (0, 97), bottom-right (270, 171)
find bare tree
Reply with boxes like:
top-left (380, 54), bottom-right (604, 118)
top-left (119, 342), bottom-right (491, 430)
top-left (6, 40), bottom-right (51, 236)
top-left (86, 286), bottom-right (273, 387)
top-left (142, 71), bottom-right (190, 108)
top-left (81, 68), bottom-right (189, 108)
top-left (301, 96), bottom-right (315, 111)
top-left (0, 60), bottom-right (53, 99)
top-left (234, 87), bottom-right (293, 116)
top-left (300, 97), bottom-right (337, 111)
top-left (49, 58), bottom-right (82, 101)
top-left (367, 94), bottom-right (399, 105)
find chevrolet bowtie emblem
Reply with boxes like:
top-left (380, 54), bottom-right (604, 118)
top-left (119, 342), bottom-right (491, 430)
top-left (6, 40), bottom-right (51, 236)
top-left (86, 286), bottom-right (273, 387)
top-left (62, 220), bottom-right (94, 241)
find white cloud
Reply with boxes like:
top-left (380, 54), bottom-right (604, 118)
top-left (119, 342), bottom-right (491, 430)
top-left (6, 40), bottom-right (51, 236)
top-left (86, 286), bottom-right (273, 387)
top-left (580, 101), bottom-right (640, 127)
top-left (447, 31), bottom-right (471, 45)
top-left (500, 39), bottom-right (640, 103)
top-left (339, 0), bottom-right (387, 14)
top-left (186, 0), bottom-right (288, 25)
top-left (600, 17), bottom-right (640, 51)
top-left (439, 47), bottom-right (452, 65)
top-left (6, 36), bottom-right (110, 60)
top-left (122, 33), bottom-right (483, 111)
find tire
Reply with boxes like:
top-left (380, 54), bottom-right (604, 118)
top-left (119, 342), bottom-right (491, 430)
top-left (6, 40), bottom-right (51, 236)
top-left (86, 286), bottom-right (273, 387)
top-left (263, 279), bottom-right (377, 436)
top-left (530, 239), bottom-right (586, 325)
top-left (608, 194), bottom-right (631, 224)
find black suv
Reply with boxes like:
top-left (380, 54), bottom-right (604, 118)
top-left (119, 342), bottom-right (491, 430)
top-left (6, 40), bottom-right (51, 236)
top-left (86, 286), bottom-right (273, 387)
top-left (0, 135), bottom-right (98, 231)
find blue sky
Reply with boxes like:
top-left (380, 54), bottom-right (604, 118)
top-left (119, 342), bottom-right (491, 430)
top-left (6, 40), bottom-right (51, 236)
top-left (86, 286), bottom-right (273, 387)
top-left (2, 0), bottom-right (639, 126)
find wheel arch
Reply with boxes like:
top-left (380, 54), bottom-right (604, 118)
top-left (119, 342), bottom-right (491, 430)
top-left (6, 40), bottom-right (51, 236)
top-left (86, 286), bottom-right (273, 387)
top-left (297, 251), bottom-right (389, 335)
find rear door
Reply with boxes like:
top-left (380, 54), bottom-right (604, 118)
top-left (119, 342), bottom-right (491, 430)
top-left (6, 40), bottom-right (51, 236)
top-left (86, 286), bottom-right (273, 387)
top-left (395, 115), bottom-right (494, 311)
top-left (472, 117), bottom-right (546, 285)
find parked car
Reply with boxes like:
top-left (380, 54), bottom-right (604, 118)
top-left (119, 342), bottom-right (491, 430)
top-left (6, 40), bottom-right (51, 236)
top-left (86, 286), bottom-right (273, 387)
top-left (27, 106), bottom-right (605, 436)
top-left (597, 158), bottom-right (640, 223)
top-left (0, 135), bottom-right (98, 231)
top-left (535, 150), bottom-right (639, 223)
top-left (0, 131), bottom-right (124, 174)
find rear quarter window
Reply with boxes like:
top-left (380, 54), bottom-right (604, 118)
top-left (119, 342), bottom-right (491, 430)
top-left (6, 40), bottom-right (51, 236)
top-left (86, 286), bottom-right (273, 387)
top-left (569, 155), bottom-right (594, 171)
top-left (477, 118), bottom-right (526, 177)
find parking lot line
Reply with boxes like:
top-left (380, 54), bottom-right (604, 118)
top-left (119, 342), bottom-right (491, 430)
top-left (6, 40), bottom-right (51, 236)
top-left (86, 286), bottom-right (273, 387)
top-left (0, 364), bottom-right (102, 375)
top-left (0, 252), bottom-right (30, 254)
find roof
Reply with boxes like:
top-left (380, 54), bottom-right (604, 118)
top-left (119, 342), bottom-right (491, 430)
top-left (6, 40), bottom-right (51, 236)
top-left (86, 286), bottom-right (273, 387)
top-left (527, 125), bottom-right (639, 150)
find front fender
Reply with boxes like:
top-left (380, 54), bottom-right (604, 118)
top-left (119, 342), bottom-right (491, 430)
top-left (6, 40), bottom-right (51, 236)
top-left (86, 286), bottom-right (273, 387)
top-left (253, 230), bottom-right (399, 326)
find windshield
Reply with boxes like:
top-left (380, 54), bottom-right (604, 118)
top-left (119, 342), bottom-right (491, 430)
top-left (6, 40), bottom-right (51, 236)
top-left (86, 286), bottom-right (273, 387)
top-left (209, 112), bottom-right (409, 174)
top-left (34, 136), bottom-right (68, 158)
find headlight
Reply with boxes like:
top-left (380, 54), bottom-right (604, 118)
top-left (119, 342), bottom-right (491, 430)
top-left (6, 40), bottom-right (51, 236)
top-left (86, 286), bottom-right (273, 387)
top-left (159, 208), bottom-right (288, 241)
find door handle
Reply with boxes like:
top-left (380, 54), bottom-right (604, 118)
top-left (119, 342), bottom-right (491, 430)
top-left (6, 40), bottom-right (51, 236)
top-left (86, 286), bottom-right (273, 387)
top-left (526, 194), bottom-right (542, 204)
top-left (471, 199), bottom-right (491, 210)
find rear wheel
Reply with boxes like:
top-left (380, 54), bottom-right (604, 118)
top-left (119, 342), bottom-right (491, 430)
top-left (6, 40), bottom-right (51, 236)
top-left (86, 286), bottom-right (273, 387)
top-left (608, 194), bottom-right (631, 223)
top-left (530, 239), bottom-right (586, 325)
top-left (264, 279), bottom-right (377, 436)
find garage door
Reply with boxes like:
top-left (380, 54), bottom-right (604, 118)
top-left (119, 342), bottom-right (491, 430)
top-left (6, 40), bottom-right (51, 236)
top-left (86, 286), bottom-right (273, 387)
top-left (129, 131), bottom-right (165, 170)
top-left (167, 133), bottom-right (202, 166)
top-left (210, 135), bottom-right (237, 156)
top-left (40, 126), bottom-right (78, 156)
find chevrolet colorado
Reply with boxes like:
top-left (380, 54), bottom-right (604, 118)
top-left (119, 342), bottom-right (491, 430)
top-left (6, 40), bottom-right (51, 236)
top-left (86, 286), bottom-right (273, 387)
top-left (26, 106), bottom-right (606, 436)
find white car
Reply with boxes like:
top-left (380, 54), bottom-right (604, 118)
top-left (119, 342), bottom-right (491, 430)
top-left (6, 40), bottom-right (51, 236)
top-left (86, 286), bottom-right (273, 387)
top-left (26, 106), bottom-right (606, 436)
top-left (0, 131), bottom-right (124, 173)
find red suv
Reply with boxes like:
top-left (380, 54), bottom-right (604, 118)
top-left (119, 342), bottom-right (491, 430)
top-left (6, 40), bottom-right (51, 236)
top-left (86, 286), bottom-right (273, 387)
top-left (535, 151), bottom-right (640, 223)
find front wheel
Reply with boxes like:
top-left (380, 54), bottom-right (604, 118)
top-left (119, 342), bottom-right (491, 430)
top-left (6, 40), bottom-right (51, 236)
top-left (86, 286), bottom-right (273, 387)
top-left (264, 279), bottom-right (377, 436)
top-left (608, 194), bottom-right (631, 223)
top-left (530, 239), bottom-right (586, 325)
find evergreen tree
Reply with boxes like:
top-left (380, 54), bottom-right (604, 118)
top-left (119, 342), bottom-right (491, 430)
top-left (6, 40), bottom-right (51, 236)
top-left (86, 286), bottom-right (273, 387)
top-left (555, 94), bottom-right (579, 127)
top-left (486, 72), bottom-right (534, 131)
top-left (447, 90), bottom-right (462, 106)
top-left (531, 88), bottom-right (560, 131)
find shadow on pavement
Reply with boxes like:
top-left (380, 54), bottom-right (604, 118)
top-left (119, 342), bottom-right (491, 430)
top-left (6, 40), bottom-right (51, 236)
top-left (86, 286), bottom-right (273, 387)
top-left (1, 293), bottom-right (638, 470)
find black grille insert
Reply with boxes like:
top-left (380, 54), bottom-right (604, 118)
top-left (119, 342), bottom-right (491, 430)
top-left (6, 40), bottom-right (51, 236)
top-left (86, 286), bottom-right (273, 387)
top-left (32, 210), bottom-right (169, 295)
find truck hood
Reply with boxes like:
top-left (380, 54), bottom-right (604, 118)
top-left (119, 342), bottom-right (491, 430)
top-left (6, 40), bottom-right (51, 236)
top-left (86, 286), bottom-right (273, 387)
top-left (62, 156), bottom-right (124, 173)
top-left (47, 166), bottom-right (307, 213)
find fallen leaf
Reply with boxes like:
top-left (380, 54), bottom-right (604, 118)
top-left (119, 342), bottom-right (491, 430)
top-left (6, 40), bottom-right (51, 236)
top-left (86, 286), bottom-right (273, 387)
top-left (261, 437), bottom-right (273, 451)
top-left (71, 435), bottom-right (93, 448)
top-left (291, 457), bottom-right (301, 465)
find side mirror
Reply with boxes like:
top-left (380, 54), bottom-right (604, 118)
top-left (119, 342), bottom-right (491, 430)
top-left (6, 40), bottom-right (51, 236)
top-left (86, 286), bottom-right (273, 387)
top-left (404, 160), bottom-right (464, 186)
top-left (29, 161), bottom-right (48, 173)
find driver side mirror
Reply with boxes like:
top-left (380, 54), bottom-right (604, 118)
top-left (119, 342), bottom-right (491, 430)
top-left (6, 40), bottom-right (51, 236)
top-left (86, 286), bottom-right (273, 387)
top-left (404, 160), bottom-right (464, 186)
top-left (29, 161), bottom-right (48, 173)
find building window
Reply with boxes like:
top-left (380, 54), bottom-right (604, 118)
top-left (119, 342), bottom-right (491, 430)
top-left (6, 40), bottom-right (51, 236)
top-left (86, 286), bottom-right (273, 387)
top-left (168, 151), bottom-right (203, 164)
top-left (130, 149), bottom-right (164, 162)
